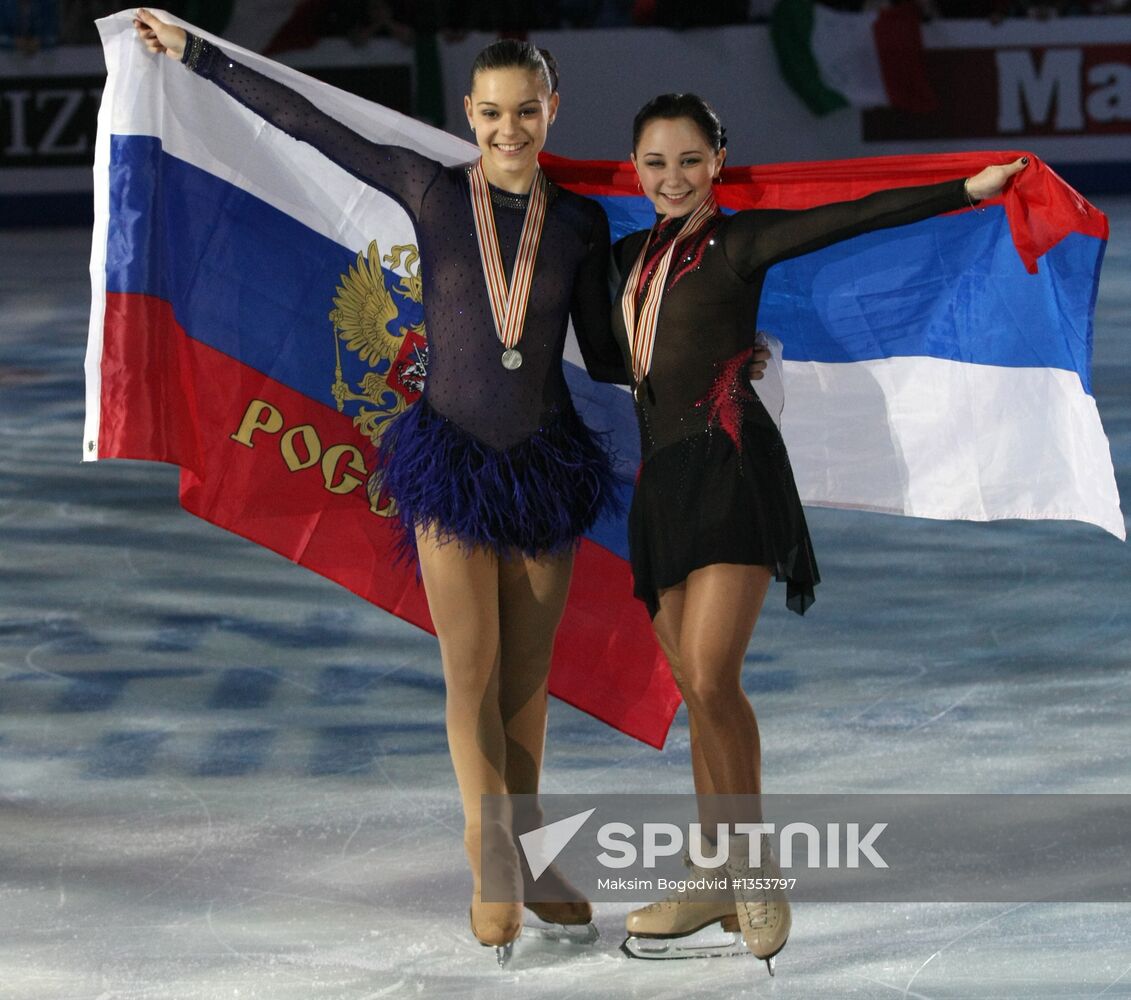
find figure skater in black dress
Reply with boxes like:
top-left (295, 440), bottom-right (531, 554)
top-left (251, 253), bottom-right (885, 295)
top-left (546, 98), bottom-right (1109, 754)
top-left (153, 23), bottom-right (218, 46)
top-left (605, 94), bottom-right (1027, 970)
top-left (132, 10), bottom-right (640, 966)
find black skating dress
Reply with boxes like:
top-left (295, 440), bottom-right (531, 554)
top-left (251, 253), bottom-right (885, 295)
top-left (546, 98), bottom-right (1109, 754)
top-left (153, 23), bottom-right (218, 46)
top-left (610, 181), bottom-right (970, 617)
top-left (181, 35), bottom-right (626, 558)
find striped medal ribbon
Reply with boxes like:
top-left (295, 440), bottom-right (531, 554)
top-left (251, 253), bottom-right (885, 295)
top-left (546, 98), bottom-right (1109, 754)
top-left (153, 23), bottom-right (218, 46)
top-left (621, 193), bottom-right (719, 400)
top-left (469, 160), bottom-right (550, 371)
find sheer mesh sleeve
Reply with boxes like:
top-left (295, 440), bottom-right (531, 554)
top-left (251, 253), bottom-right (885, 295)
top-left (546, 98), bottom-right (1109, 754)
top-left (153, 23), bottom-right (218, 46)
top-left (181, 33), bottom-right (440, 220)
top-left (570, 206), bottom-right (629, 385)
top-left (723, 179), bottom-right (970, 281)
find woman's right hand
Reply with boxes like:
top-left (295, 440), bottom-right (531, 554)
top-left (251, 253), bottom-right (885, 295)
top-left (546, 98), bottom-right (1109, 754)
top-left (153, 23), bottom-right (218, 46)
top-left (133, 8), bottom-right (187, 60)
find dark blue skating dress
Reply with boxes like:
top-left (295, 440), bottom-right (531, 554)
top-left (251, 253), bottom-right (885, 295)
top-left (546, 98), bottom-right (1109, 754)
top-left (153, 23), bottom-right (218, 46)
top-left (182, 34), bottom-right (626, 559)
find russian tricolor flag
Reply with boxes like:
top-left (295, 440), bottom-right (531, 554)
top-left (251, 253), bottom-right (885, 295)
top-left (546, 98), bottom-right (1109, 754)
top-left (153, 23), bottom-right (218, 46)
top-left (87, 12), bottom-right (680, 748)
top-left (545, 154), bottom-right (1122, 540)
top-left (86, 14), bottom-right (1122, 750)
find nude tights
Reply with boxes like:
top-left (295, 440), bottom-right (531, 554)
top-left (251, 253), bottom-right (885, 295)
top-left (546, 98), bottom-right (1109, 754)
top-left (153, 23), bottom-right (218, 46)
top-left (415, 526), bottom-right (573, 944)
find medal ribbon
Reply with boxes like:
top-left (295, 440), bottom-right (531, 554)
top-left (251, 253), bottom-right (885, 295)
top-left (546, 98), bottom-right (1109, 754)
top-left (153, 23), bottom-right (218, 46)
top-left (469, 160), bottom-right (549, 353)
top-left (621, 194), bottom-right (719, 389)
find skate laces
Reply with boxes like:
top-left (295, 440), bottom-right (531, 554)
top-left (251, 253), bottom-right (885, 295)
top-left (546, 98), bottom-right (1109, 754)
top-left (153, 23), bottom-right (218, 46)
top-left (725, 837), bottom-right (779, 926)
top-left (641, 852), bottom-right (720, 911)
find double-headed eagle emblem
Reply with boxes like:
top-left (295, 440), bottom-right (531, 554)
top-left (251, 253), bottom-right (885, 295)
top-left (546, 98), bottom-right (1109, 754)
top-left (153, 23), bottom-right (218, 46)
top-left (329, 239), bottom-right (427, 513)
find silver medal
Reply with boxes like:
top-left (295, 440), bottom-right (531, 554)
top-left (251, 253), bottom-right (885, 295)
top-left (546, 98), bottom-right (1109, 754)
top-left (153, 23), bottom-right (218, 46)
top-left (501, 348), bottom-right (523, 370)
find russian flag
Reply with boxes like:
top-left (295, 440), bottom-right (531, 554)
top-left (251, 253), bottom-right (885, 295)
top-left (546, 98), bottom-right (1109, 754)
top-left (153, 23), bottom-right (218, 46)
top-left (86, 13), bottom-right (679, 748)
top-left (543, 153), bottom-right (1123, 540)
top-left (87, 15), bottom-right (1122, 752)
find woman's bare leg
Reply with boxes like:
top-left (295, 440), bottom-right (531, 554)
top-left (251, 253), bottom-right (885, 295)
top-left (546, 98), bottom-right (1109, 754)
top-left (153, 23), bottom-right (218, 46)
top-left (630, 566), bottom-right (782, 957)
top-left (674, 563), bottom-right (772, 798)
top-left (654, 564), bottom-right (773, 840)
top-left (625, 570), bottom-right (767, 942)
top-left (654, 583), bottom-right (716, 802)
top-left (671, 564), bottom-right (788, 963)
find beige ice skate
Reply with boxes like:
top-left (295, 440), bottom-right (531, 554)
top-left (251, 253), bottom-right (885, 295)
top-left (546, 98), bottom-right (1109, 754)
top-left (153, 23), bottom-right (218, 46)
top-left (621, 854), bottom-right (745, 960)
top-left (513, 803), bottom-right (599, 945)
top-left (467, 824), bottom-right (523, 969)
top-left (724, 833), bottom-right (791, 976)
top-left (522, 861), bottom-right (599, 945)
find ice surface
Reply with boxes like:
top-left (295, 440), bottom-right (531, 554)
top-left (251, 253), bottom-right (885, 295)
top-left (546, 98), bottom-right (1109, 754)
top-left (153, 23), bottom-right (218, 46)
top-left (1, 204), bottom-right (1129, 999)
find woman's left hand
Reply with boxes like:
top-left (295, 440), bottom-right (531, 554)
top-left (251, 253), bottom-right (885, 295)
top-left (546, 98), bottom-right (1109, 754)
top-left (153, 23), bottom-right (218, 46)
top-left (965, 156), bottom-right (1029, 201)
top-left (133, 9), bottom-right (186, 59)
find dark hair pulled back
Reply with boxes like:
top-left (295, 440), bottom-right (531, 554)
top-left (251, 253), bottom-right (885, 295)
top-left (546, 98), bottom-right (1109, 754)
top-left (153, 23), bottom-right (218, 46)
top-left (632, 93), bottom-right (726, 152)
top-left (470, 39), bottom-right (559, 96)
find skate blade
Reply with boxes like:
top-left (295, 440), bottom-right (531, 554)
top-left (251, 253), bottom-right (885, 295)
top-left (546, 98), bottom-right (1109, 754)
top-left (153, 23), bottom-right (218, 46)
top-left (524, 918), bottom-right (599, 945)
top-left (621, 927), bottom-right (747, 961)
top-left (478, 939), bottom-right (516, 969)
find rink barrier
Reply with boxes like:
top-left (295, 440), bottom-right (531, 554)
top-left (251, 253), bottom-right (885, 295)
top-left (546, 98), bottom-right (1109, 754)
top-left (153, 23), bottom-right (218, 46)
top-left (5, 18), bottom-right (1131, 227)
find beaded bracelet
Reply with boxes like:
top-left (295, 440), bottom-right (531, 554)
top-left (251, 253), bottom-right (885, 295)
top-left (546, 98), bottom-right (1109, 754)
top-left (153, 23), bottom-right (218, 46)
top-left (182, 33), bottom-right (206, 71)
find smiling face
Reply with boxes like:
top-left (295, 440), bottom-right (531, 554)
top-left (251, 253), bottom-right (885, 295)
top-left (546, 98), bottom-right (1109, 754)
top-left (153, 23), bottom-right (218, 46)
top-left (631, 116), bottom-right (725, 219)
top-left (464, 67), bottom-right (559, 193)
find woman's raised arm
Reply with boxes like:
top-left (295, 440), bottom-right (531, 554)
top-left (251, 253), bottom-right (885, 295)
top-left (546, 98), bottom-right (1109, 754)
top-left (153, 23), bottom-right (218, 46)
top-left (724, 157), bottom-right (1028, 281)
top-left (133, 8), bottom-right (440, 221)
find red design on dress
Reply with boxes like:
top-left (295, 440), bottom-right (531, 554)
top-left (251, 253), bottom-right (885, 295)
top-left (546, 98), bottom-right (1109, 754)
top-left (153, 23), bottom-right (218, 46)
top-left (668, 217), bottom-right (721, 289)
top-left (696, 346), bottom-right (756, 452)
top-left (635, 220), bottom-right (680, 306)
top-left (635, 215), bottom-right (722, 306)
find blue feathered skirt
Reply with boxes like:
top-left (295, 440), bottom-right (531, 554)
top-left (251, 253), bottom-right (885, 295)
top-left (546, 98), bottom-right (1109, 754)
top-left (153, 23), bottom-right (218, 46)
top-left (371, 397), bottom-right (619, 560)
